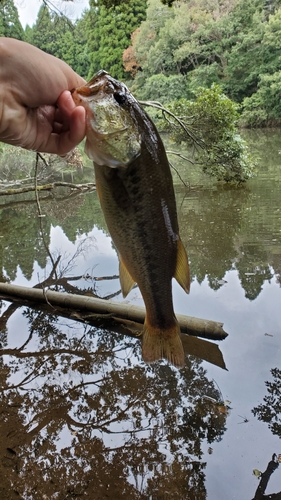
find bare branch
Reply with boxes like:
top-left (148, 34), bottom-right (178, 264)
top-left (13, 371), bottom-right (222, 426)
top-left (42, 0), bottom-right (75, 29)
top-left (168, 161), bottom-right (190, 189)
top-left (139, 100), bottom-right (205, 148)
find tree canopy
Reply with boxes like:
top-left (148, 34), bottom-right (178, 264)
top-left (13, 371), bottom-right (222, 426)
top-left (0, 0), bottom-right (24, 39)
top-left (3, 0), bottom-right (281, 126)
top-left (87, 0), bottom-right (146, 79)
top-left (1, 0), bottom-right (280, 182)
top-left (157, 85), bottom-right (256, 183)
top-left (126, 0), bottom-right (281, 126)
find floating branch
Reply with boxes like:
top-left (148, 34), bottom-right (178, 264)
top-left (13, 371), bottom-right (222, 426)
top-left (0, 181), bottom-right (96, 196)
top-left (0, 282), bottom-right (227, 341)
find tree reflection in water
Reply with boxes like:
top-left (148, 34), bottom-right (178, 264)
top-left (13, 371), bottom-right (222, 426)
top-left (251, 369), bottom-right (281, 499)
top-left (252, 368), bottom-right (281, 438)
top-left (0, 309), bottom-right (227, 499)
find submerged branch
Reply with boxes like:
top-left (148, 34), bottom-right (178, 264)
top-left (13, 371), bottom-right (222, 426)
top-left (0, 181), bottom-right (96, 196)
top-left (0, 282), bottom-right (227, 341)
top-left (35, 154), bottom-right (58, 276)
top-left (169, 161), bottom-right (190, 189)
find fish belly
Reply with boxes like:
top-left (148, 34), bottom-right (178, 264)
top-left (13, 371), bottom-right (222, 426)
top-left (94, 155), bottom-right (185, 368)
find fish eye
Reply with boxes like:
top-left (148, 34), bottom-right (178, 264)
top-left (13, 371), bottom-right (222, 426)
top-left (114, 92), bottom-right (126, 105)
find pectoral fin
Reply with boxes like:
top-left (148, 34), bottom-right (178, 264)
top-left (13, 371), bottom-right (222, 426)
top-left (85, 138), bottom-right (96, 160)
top-left (119, 256), bottom-right (136, 297)
top-left (174, 238), bottom-right (190, 294)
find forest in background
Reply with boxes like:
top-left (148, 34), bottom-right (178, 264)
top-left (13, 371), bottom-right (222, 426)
top-left (1, 0), bottom-right (281, 127)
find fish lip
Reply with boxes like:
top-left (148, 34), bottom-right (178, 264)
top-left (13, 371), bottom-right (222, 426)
top-left (73, 70), bottom-right (125, 99)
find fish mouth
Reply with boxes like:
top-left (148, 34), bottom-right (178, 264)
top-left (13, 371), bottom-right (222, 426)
top-left (72, 70), bottom-right (125, 100)
top-left (71, 70), bottom-right (141, 167)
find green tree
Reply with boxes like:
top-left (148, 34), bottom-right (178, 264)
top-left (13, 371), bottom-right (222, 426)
top-left (240, 72), bottom-right (281, 127)
top-left (240, 7), bottom-right (281, 126)
top-left (24, 24), bottom-right (33, 44)
top-left (87, 0), bottom-right (147, 80)
top-left (134, 73), bottom-right (189, 102)
top-left (131, 0), bottom-right (281, 117)
top-left (0, 0), bottom-right (24, 40)
top-left (223, 3), bottom-right (266, 101)
top-left (160, 85), bottom-right (256, 183)
top-left (28, 5), bottom-right (75, 61)
top-left (133, 0), bottom-right (177, 78)
top-left (0, 12), bottom-right (4, 36)
top-left (28, 4), bottom-right (54, 54)
top-left (72, 13), bottom-right (91, 78)
top-left (54, 27), bottom-right (75, 67)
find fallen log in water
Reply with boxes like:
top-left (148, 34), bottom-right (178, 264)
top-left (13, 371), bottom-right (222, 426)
top-left (0, 181), bottom-right (96, 196)
top-left (0, 282), bottom-right (227, 341)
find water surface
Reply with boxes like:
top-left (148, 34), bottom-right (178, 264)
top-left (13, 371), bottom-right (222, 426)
top-left (0, 130), bottom-right (281, 499)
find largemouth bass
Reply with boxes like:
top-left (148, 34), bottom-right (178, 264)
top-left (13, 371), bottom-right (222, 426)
top-left (72, 70), bottom-right (190, 368)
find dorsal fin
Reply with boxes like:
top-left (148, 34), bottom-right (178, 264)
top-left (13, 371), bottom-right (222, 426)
top-left (174, 238), bottom-right (190, 294)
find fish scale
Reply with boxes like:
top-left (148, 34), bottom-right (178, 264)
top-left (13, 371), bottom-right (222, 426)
top-left (94, 162), bottom-right (176, 327)
top-left (72, 70), bottom-right (190, 368)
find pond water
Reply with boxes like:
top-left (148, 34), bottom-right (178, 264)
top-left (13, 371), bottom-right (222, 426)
top-left (0, 130), bottom-right (281, 499)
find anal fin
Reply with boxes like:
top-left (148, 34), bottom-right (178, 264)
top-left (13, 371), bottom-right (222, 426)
top-left (119, 256), bottom-right (136, 297)
top-left (174, 238), bottom-right (190, 294)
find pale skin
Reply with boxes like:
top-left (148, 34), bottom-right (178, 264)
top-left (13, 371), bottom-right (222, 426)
top-left (0, 37), bottom-right (86, 154)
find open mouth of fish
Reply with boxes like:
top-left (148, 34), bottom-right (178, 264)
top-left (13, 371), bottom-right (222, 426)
top-left (71, 71), bottom-right (141, 167)
top-left (72, 70), bottom-right (128, 106)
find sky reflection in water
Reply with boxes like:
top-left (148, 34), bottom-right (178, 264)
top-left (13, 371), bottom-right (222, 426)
top-left (1, 130), bottom-right (281, 498)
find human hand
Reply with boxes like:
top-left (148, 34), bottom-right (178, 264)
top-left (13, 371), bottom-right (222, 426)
top-left (0, 38), bottom-right (86, 154)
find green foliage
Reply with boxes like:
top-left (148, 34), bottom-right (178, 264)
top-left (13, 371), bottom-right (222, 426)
top-left (24, 24), bottom-right (33, 44)
top-left (240, 71), bottom-right (281, 127)
top-left (28, 5), bottom-right (73, 57)
top-left (134, 73), bottom-right (190, 102)
top-left (133, 0), bottom-right (224, 73)
top-left (133, 0), bottom-right (268, 102)
top-left (239, 7), bottom-right (281, 126)
top-left (0, 11), bottom-right (4, 37)
top-left (73, 14), bottom-right (91, 78)
top-left (9, 0), bottom-right (281, 128)
top-left (161, 85), bottom-right (256, 183)
top-left (93, 0), bottom-right (139, 6)
top-left (28, 5), bottom-right (57, 54)
top-left (57, 30), bottom-right (75, 67)
top-left (129, 0), bottom-right (281, 124)
top-left (87, 0), bottom-right (146, 80)
top-left (24, 5), bottom-right (91, 78)
top-left (186, 63), bottom-right (222, 94)
top-left (0, 0), bottom-right (25, 40)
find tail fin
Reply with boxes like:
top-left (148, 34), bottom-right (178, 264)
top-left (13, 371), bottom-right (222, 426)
top-left (142, 319), bottom-right (185, 368)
